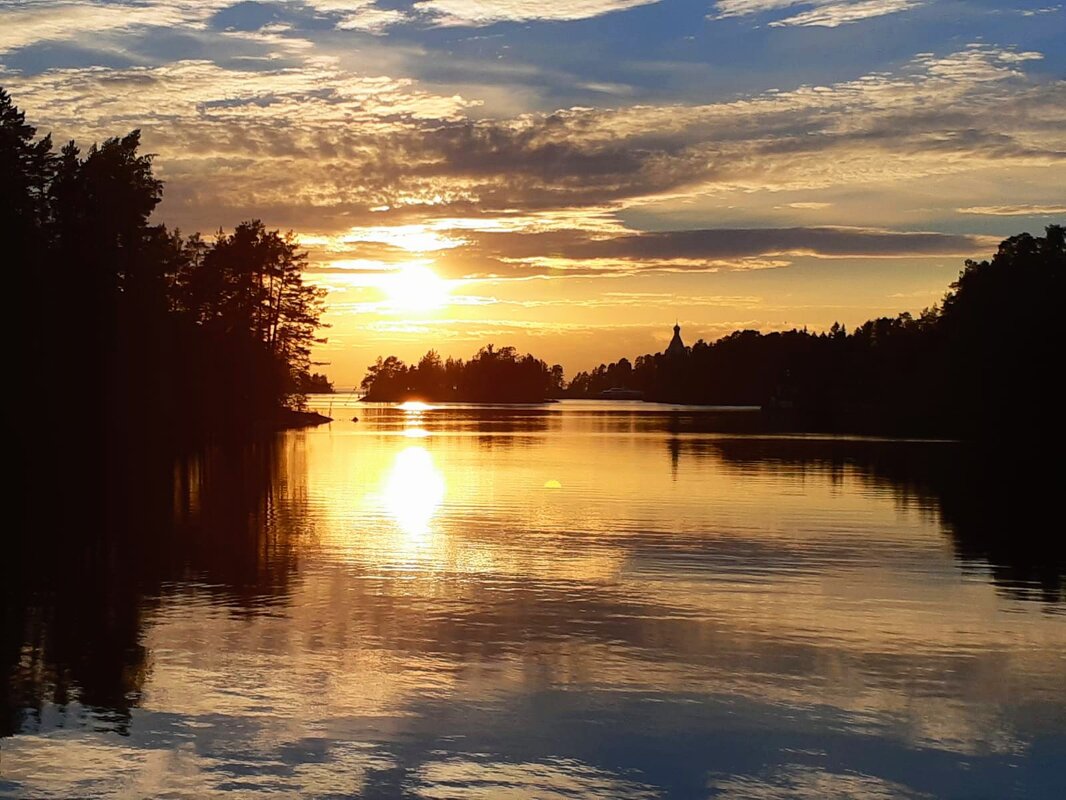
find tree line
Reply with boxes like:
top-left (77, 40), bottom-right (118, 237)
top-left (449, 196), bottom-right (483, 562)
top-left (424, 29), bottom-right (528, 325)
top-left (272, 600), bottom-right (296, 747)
top-left (2, 88), bottom-right (327, 456)
top-left (567, 226), bottom-right (1064, 438)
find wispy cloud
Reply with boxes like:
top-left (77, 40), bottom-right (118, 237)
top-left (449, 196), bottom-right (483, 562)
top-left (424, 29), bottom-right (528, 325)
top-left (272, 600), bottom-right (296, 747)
top-left (888, 288), bottom-right (945, 299)
top-left (413, 0), bottom-right (662, 27)
top-left (312, 1), bottom-right (413, 32)
top-left (711, 0), bottom-right (924, 28)
top-left (782, 202), bottom-right (833, 209)
top-left (956, 203), bottom-right (1066, 216)
top-left (1020, 5), bottom-right (1062, 16)
top-left (0, 1), bottom-right (208, 54)
top-left (0, 0), bottom-right (423, 55)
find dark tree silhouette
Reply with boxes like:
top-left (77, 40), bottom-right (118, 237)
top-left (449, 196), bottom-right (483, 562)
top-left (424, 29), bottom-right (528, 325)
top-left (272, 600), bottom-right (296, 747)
top-left (360, 344), bottom-right (558, 403)
top-left (939, 226), bottom-right (1064, 437)
top-left (299, 372), bottom-right (334, 393)
top-left (1, 89), bottom-right (329, 452)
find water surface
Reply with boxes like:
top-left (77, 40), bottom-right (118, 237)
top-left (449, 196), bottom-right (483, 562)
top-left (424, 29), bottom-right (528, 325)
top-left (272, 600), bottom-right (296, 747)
top-left (3, 401), bottom-right (1064, 798)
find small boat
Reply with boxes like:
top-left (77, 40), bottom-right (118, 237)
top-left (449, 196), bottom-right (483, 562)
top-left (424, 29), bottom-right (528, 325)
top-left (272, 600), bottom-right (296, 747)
top-left (597, 387), bottom-right (644, 400)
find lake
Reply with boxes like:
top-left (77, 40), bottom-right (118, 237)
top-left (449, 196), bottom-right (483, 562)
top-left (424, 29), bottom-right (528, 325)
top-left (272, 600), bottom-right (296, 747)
top-left (3, 400), bottom-right (1064, 798)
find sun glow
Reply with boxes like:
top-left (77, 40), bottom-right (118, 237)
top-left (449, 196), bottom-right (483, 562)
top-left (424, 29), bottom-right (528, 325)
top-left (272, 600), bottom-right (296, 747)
top-left (385, 264), bottom-right (451, 311)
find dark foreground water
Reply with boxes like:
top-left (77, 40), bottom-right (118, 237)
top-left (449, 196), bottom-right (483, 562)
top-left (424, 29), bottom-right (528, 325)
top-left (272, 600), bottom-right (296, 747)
top-left (3, 401), bottom-right (1065, 799)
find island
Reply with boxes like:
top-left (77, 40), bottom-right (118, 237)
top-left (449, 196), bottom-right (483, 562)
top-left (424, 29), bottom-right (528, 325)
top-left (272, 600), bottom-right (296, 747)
top-left (359, 345), bottom-right (565, 403)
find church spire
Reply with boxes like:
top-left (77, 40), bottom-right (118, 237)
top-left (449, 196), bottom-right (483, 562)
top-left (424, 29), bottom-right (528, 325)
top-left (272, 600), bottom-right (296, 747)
top-left (666, 320), bottom-right (686, 357)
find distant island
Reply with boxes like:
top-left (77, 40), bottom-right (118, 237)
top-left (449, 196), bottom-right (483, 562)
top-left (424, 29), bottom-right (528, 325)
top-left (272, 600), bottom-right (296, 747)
top-left (360, 345), bottom-right (564, 403)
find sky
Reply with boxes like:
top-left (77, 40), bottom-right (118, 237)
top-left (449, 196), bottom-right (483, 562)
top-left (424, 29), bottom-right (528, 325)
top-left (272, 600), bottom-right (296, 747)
top-left (2, 0), bottom-right (1064, 386)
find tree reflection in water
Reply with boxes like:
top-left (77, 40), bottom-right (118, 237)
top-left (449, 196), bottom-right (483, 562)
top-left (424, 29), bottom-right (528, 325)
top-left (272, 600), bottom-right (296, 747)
top-left (3, 441), bottom-right (298, 737)
top-left (681, 437), bottom-right (1065, 604)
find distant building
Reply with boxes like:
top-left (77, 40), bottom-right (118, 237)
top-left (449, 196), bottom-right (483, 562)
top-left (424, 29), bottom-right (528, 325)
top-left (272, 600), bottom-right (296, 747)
top-left (665, 322), bottom-right (686, 357)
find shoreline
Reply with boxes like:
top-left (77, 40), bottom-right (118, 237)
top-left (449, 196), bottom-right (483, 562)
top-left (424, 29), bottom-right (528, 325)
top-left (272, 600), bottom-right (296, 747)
top-left (272, 408), bottom-right (333, 429)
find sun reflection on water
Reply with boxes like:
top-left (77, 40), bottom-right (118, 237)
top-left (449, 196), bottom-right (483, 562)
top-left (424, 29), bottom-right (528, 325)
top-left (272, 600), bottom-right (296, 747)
top-left (382, 445), bottom-right (445, 539)
top-left (399, 400), bottom-right (433, 439)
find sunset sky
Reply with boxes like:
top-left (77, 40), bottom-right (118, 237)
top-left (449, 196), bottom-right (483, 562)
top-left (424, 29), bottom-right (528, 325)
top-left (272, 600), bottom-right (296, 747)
top-left (3, 0), bottom-right (1064, 385)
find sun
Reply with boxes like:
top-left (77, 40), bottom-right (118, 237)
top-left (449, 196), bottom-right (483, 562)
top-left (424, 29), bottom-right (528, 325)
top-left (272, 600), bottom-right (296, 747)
top-left (384, 263), bottom-right (450, 311)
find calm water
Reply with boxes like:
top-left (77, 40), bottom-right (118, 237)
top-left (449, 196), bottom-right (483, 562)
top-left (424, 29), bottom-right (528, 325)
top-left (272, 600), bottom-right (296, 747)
top-left (3, 401), bottom-right (1065, 799)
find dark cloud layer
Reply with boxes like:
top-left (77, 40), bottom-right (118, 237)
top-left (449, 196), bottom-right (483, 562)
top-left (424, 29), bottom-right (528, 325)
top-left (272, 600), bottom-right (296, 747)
top-left (424, 226), bottom-right (990, 279)
top-left (470, 226), bottom-right (988, 260)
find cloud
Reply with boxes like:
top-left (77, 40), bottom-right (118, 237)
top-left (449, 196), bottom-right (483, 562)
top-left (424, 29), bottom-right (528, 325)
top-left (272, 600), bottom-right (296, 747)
top-left (888, 288), bottom-right (944, 299)
top-left (413, 0), bottom-right (662, 27)
top-left (711, 0), bottom-right (924, 27)
top-left (536, 226), bottom-right (990, 258)
top-left (1020, 5), bottom-right (1062, 16)
top-left (5, 44), bottom-right (1061, 236)
top-left (312, 1), bottom-right (412, 32)
top-left (0, 1), bottom-right (419, 57)
top-left (335, 223), bottom-right (991, 283)
top-left (488, 292), bottom-right (767, 309)
top-left (2, 37), bottom-right (1060, 323)
top-left (426, 225), bottom-right (989, 279)
top-left (0, 1), bottom-right (234, 55)
top-left (956, 204), bottom-right (1066, 216)
top-left (777, 0), bottom-right (923, 27)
